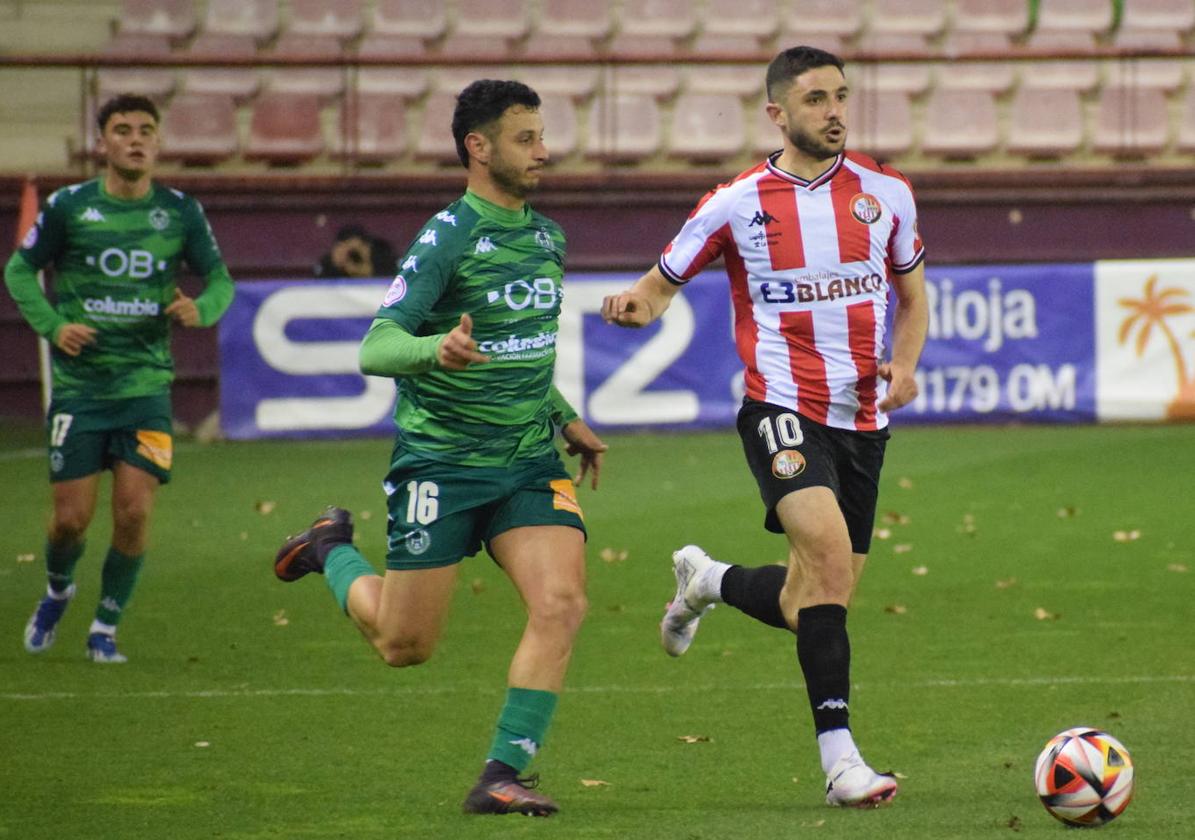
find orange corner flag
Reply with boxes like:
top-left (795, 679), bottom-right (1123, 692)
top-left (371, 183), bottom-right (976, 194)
top-left (15, 176), bottom-right (38, 249)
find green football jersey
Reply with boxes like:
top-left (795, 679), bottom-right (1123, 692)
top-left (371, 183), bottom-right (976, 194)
top-left (376, 190), bottom-right (568, 467)
top-left (13, 178), bottom-right (226, 399)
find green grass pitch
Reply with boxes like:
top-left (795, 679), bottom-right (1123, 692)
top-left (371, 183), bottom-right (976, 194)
top-left (1, 421), bottom-right (1192, 839)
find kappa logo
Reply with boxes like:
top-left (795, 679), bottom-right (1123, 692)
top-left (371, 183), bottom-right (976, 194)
top-left (434, 210), bottom-right (457, 226)
top-left (418, 229), bottom-right (438, 246)
top-left (816, 698), bottom-right (849, 711)
top-left (80, 207), bottom-right (106, 223)
top-left (509, 737), bottom-right (539, 757)
top-left (475, 236), bottom-right (496, 254)
top-left (401, 255), bottom-right (418, 272)
top-left (748, 209), bottom-right (777, 227)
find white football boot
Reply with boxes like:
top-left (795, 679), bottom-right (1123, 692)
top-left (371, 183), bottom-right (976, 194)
top-left (824, 752), bottom-right (898, 808)
top-left (659, 545), bottom-right (719, 657)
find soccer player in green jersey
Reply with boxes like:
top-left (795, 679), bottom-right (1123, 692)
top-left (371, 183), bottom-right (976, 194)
top-left (4, 94), bottom-right (235, 663)
top-left (273, 80), bottom-right (607, 817)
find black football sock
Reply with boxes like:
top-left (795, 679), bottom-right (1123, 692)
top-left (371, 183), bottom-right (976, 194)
top-left (720, 564), bottom-right (789, 629)
top-left (796, 603), bottom-right (852, 733)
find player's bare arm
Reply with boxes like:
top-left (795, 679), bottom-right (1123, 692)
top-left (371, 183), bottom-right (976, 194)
top-left (561, 419), bottom-right (607, 490)
top-left (53, 323), bottom-right (98, 356)
top-left (437, 312), bottom-right (491, 370)
top-left (601, 265), bottom-right (680, 327)
top-left (878, 262), bottom-right (929, 413)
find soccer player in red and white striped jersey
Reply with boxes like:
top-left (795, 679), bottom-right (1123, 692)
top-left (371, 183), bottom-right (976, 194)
top-left (603, 46), bottom-right (928, 808)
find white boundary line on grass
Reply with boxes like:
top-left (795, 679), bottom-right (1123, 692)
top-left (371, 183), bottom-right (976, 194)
top-left (2, 673), bottom-right (1193, 702)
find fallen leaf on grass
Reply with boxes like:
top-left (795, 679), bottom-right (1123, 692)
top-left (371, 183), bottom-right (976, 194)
top-left (995, 577), bottom-right (1018, 589)
top-left (579, 779), bottom-right (610, 788)
top-left (912, 565), bottom-right (928, 576)
top-left (1112, 529), bottom-right (1141, 543)
top-left (254, 500), bottom-right (276, 515)
top-left (880, 511), bottom-right (911, 525)
top-left (884, 604), bottom-right (907, 615)
top-left (958, 513), bottom-right (977, 535)
top-left (1056, 506), bottom-right (1079, 519)
top-left (897, 477), bottom-right (914, 489)
top-left (16, 553), bottom-right (34, 563)
top-left (676, 735), bottom-right (711, 744)
top-left (238, 532), bottom-right (249, 541)
top-left (800, 819), bottom-right (826, 828)
top-left (1034, 607), bottom-right (1060, 621)
top-left (272, 610), bottom-right (289, 626)
top-left (1167, 563), bottom-right (1188, 573)
top-left (873, 528), bottom-right (892, 540)
top-left (470, 577), bottom-right (485, 594)
top-left (1006, 815), bottom-right (1023, 832)
top-left (893, 544), bottom-right (913, 554)
top-left (893, 772), bottom-right (909, 780)
top-left (359, 510), bottom-right (373, 521)
top-left (194, 741), bottom-right (210, 748)
top-left (599, 547), bottom-right (629, 563)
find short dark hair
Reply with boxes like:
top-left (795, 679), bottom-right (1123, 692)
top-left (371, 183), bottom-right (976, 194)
top-left (96, 94), bottom-right (160, 132)
top-left (765, 46), bottom-right (846, 102)
top-left (451, 79), bottom-right (541, 168)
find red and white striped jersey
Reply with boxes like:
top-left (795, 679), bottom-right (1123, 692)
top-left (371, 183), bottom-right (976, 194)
top-left (659, 150), bottom-right (925, 431)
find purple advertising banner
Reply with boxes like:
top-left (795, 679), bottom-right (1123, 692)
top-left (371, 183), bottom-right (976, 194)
top-left (219, 266), bottom-right (1097, 439)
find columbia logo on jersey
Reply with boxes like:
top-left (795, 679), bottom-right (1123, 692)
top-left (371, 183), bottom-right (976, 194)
top-left (80, 207), bottom-right (106, 223)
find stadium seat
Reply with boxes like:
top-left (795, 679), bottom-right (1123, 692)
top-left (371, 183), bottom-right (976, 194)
top-left (202, 0), bottom-right (279, 43)
top-left (848, 35), bottom-right (932, 94)
top-left (513, 66), bottom-right (601, 100)
top-left (607, 0), bottom-right (698, 56)
top-left (370, 0), bottom-right (447, 39)
top-left (330, 92), bottom-right (405, 164)
top-left (608, 65), bottom-right (682, 99)
top-left (538, 93), bottom-right (579, 159)
top-left (244, 92), bottom-right (324, 164)
top-left (1036, 0), bottom-right (1117, 37)
top-left (96, 33), bottom-right (176, 101)
top-left (668, 92), bottom-right (746, 163)
top-left (438, 0), bottom-right (528, 57)
top-left (355, 37), bottom-right (430, 97)
top-left (159, 93), bottom-right (238, 164)
top-left (867, 0), bottom-right (947, 38)
top-left (782, 0), bottom-right (864, 42)
top-left (436, 67), bottom-right (511, 98)
top-left (1107, 28), bottom-right (1186, 91)
top-left (183, 32), bottom-right (261, 101)
top-left (436, 34), bottom-right (519, 62)
top-left (695, 0), bottom-right (780, 48)
top-left (414, 91), bottom-right (464, 164)
top-left (1178, 86), bottom-right (1195, 152)
top-left (118, 0), bottom-right (197, 42)
top-left (948, 0), bottom-right (1032, 36)
top-left (685, 64), bottom-right (764, 98)
top-left (936, 32), bottom-right (1016, 92)
top-left (848, 88), bottom-right (914, 160)
top-left (522, 35), bottom-right (603, 59)
top-left (266, 33), bottom-right (345, 100)
top-left (585, 93), bottom-right (663, 163)
top-left (533, 0), bottom-right (614, 40)
top-left (1121, 0), bottom-right (1195, 32)
top-left (750, 101), bottom-right (782, 157)
top-left (1006, 88), bottom-right (1085, 157)
top-left (288, 0), bottom-right (364, 43)
top-left (1017, 30), bottom-right (1101, 91)
top-left (919, 89), bottom-right (999, 159)
top-left (1092, 85), bottom-right (1170, 157)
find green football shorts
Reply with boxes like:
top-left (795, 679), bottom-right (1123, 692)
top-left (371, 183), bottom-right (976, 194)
top-left (46, 393), bottom-right (174, 484)
top-left (383, 449), bottom-right (587, 570)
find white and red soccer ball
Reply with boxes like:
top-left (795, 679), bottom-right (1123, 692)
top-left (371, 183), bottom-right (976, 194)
top-left (1034, 727), bottom-right (1134, 827)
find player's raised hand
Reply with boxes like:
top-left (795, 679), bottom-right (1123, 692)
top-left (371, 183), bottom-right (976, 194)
top-left (877, 361), bottom-right (919, 412)
top-left (561, 418), bottom-right (608, 490)
top-left (601, 291), bottom-right (655, 327)
top-left (53, 323), bottom-right (98, 356)
top-left (164, 287), bottom-right (201, 327)
top-left (438, 313), bottom-right (490, 370)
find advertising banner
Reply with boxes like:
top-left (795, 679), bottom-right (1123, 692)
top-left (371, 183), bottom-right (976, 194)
top-left (218, 262), bottom-right (1186, 438)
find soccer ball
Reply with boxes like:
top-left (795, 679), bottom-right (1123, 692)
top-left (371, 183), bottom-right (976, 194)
top-left (1034, 727), bottom-right (1134, 827)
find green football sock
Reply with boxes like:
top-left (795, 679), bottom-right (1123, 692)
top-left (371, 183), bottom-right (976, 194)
top-left (46, 539), bottom-right (85, 594)
top-left (95, 547), bottom-right (144, 626)
top-left (486, 687), bottom-right (559, 773)
top-left (324, 544), bottom-right (376, 614)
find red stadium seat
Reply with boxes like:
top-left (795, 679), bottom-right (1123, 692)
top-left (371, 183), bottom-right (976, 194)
top-left (1017, 30), bottom-right (1101, 91)
top-left (370, 0), bottom-right (447, 39)
top-left (868, 0), bottom-right (947, 38)
top-left (750, 101), bottom-right (782, 157)
top-left (697, 0), bottom-right (780, 47)
top-left (288, 0), bottom-right (364, 42)
top-left (538, 93), bottom-right (580, 159)
top-left (668, 92), bottom-right (746, 163)
top-left (1179, 86), bottom-right (1195, 152)
top-left (607, 0), bottom-right (697, 56)
top-left (331, 93), bottom-right (405, 164)
top-left (920, 89), bottom-right (999, 159)
top-left (244, 92), bottom-right (324, 164)
top-left (118, 0), bottom-right (197, 42)
top-left (1122, 0), bottom-right (1195, 32)
top-left (266, 33), bottom-right (345, 100)
top-left (847, 88), bottom-right (914, 160)
top-left (585, 94), bottom-right (663, 163)
top-left (183, 32), bottom-right (261, 101)
top-left (848, 35), bottom-right (932, 94)
top-left (96, 33), bottom-right (176, 101)
top-left (414, 92), bottom-right (464, 164)
top-left (355, 36), bottom-right (430, 97)
top-left (202, 0), bottom-right (279, 43)
top-left (936, 32), bottom-right (1017, 92)
top-left (160, 93), bottom-right (238, 164)
top-left (1107, 28), bottom-right (1186, 91)
top-left (512, 65), bottom-right (601, 100)
top-left (782, 0), bottom-right (864, 41)
top-left (1006, 88), bottom-right (1085, 157)
top-left (534, 0), bottom-right (614, 40)
top-left (949, 0), bottom-right (1032, 36)
top-left (1036, 0), bottom-right (1117, 37)
top-left (608, 65), bottom-right (681, 99)
top-left (685, 64), bottom-right (764, 98)
top-left (451, 0), bottom-right (530, 39)
top-left (1092, 86), bottom-right (1170, 157)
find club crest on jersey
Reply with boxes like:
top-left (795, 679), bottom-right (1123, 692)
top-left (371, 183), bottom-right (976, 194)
top-left (535, 228), bottom-right (555, 252)
top-left (849, 193), bottom-right (882, 225)
top-left (771, 449), bottom-right (806, 479)
top-left (382, 274), bottom-right (408, 306)
top-left (405, 528), bottom-right (431, 555)
top-left (148, 207), bottom-right (170, 231)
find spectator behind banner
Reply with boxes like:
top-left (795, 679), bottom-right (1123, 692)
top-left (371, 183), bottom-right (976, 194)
top-left (315, 224), bottom-right (398, 278)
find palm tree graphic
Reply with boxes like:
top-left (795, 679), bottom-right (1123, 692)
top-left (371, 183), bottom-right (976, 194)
top-left (1117, 274), bottom-right (1195, 419)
